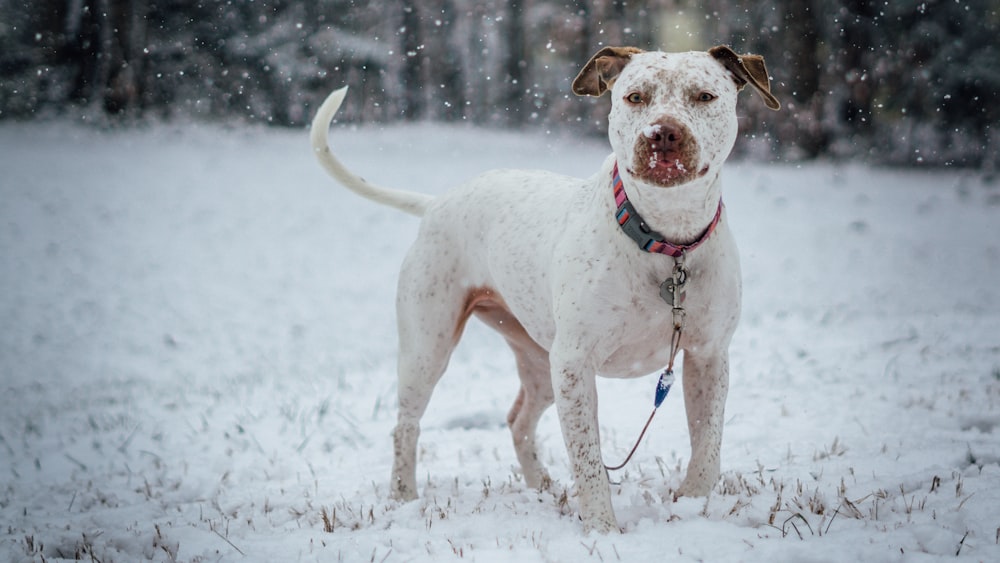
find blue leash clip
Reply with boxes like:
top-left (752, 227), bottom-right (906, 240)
top-left (654, 368), bottom-right (675, 408)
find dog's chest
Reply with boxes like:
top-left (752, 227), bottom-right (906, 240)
top-left (591, 252), bottom-right (739, 378)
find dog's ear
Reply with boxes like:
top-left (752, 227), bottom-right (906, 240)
top-left (709, 46), bottom-right (781, 110)
top-left (572, 46), bottom-right (645, 97)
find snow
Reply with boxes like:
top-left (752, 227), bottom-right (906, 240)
top-left (642, 124), bottom-right (662, 139)
top-left (1, 120), bottom-right (999, 562)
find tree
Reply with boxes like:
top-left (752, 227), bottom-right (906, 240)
top-left (502, 0), bottom-right (526, 123)
top-left (399, 0), bottom-right (423, 120)
top-left (0, 0), bottom-right (996, 168)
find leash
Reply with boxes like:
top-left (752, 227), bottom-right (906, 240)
top-left (604, 162), bottom-right (719, 472)
top-left (604, 253), bottom-right (687, 471)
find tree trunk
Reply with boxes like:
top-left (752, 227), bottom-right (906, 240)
top-left (782, 0), bottom-right (826, 157)
top-left (400, 0), bottom-right (423, 120)
top-left (502, 0), bottom-right (525, 124)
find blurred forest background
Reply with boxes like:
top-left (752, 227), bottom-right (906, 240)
top-left (1, 0), bottom-right (997, 168)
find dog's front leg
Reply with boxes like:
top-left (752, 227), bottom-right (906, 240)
top-left (677, 350), bottom-right (730, 497)
top-left (551, 348), bottom-right (619, 533)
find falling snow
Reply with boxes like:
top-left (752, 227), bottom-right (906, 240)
top-left (1, 119), bottom-right (998, 562)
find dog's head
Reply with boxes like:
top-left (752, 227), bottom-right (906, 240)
top-left (573, 46), bottom-right (779, 189)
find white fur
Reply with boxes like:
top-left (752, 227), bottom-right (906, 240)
top-left (311, 49), bottom-right (750, 533)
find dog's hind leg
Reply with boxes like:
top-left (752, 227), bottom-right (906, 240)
top-left (504, 340), bottom-right (554, 490)
top-left (389, 255), bottom-right (469, 501)
top-left (468, 295), bottom-right (554, 490)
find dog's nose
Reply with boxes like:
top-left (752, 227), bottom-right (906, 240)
top-left (646, 122), bottom-right (684, 154)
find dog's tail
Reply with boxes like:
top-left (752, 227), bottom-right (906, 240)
top-left (310, 86), bottom-right (432, 217)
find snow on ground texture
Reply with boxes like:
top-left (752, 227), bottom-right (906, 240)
top-left (1, 121), bottom-right (998, 563)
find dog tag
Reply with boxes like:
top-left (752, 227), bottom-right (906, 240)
top-left (659, 277), bottom-right (686, 308)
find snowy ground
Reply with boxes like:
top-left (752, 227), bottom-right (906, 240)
top-left (1, 118), bottom-right (998, 563)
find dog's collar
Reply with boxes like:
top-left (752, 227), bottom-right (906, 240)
top-left (612, 163), bottom-right (723, 257)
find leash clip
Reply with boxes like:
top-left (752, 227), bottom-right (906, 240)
top-left (654, 368), bottom-right (675, 408)
top-left (659, 251), bottom-right (688, 311)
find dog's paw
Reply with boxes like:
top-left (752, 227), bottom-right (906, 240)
top-left (524, 470), bottom-right (554, 492)
top-left (390, 479), bottom-right (419, 502)
top-left (581, 515), bottom-right (623, 534)
top-left (675, 477), bottom-right (714, 498)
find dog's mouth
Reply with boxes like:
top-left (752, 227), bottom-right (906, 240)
top-left (648, 153), bottom-right (704, 176)
top-left (633, 147), bottom-right (707, 187)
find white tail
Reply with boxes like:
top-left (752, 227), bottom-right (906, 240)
top-left (310, 86), bottom-right (432, 217)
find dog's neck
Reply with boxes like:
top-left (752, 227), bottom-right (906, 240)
top-left (610, 161), bottom-right (724, 248)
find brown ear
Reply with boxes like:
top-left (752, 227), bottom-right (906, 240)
top-left (572, 46), bottom-right (645, 97)
top-left (709, 45), bottom-right (781, 110)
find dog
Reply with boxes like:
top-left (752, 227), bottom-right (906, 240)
top-left (311, 45), bottom-right (779, 533)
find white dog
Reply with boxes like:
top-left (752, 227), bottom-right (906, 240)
top-left (311, 45), bottom-right (779, 533)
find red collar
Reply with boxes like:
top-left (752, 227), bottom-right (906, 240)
top-left (612, 163), bottom-right (723, 258)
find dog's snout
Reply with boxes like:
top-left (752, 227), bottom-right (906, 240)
top-left (645, 121), bottom-right (685, 154)
top-left (634, 118), bottom-right (699, 185)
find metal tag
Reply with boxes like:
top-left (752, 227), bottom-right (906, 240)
top-left (659, 277), bottom-right (686, 307)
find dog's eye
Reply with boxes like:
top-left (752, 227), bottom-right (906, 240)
top-left (696, 92), bottom-right (717, 103)
top-left (625, 92), bottom-right (644, 105)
